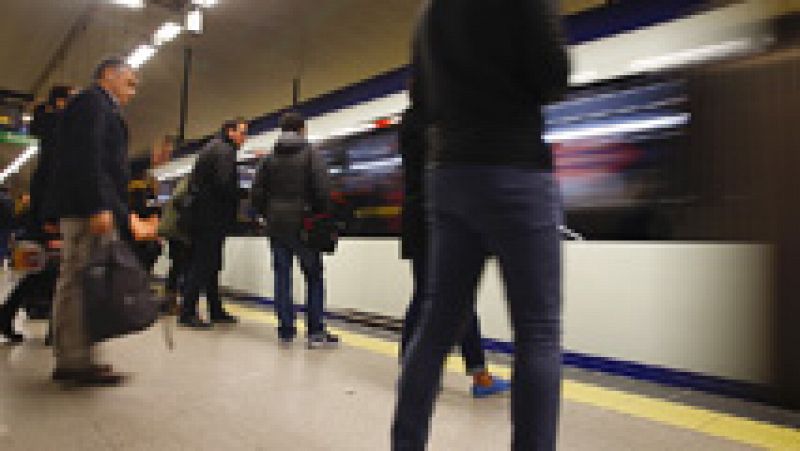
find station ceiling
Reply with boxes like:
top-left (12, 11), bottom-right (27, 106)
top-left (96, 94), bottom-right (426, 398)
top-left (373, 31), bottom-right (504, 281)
top-left (0, 0), bottom-right (605, 190)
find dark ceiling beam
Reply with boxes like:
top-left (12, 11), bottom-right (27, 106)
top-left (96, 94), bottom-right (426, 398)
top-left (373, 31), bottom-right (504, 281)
top-left (29, 1), bottom-right (100, 96)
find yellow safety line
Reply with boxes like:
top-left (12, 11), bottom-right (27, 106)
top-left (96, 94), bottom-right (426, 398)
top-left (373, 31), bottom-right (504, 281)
top-left (226, 304), bottom-right (800, 450)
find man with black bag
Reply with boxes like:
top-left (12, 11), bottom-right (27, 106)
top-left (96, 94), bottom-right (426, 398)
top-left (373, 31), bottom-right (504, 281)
top-left (46, 58), bottom-right (158, 386)
top-left (178, 119), bottom-right (246, 328)
top-left (251, 112), bottom-right (338, 349)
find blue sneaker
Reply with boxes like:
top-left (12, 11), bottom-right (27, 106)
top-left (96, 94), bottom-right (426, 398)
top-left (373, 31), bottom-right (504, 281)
top-left (471, 377), bottom-right (511, 398)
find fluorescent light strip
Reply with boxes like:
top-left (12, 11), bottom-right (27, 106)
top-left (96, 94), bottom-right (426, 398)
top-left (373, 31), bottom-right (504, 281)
top-left (543, 114), bottom-right (690, 143)
top-left (154, 22), bottom-right (182, 46)
top-left (186, 9), bottom-right (203, 34)
top-left (126, 44), bottom-right (157, 69)
top-left (109, 0), bottom-right (145, 8)
top-left (0, 145), bottom-right (39, 183)
top-left (192, 0), bottom-right (218, 6)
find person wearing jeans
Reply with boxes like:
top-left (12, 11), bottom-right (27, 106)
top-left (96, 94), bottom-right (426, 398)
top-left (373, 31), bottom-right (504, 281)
top-left (252, 112), bottom-right (338, 348)
top-left (398, 106), bottom-right (510, 398)
top-left (392, 0), bottom-right (569, 449)
top-left (271, 236), bottom-right (325, 342)
top-left (393, 168), bottom-right (563, 450)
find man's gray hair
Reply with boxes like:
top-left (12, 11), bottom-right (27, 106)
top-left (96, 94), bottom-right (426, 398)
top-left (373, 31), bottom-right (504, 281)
top-left (92, 56), bottom-right (131, 81)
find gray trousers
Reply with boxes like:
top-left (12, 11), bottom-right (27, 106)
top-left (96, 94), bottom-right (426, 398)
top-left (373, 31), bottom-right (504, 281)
top-left (52, 219), bottom-right (114, 370)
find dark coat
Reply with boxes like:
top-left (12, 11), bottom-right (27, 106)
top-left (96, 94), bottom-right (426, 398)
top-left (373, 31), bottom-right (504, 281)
top-left (189, 137), bottom-right (240, 235)
top-left (29, 105), bottom-right (62, 230)
top-left (414, 0), bottom-right (570, 168)
top-left (251, 132), bottom-right (331, 241)
top-left (45, 85), bottom-right (132, 240)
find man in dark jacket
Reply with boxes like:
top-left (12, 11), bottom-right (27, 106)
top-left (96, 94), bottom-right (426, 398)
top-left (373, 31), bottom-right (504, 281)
top-left (178, 119), bottom-right (246, 328)
top-left (1, 86), bottom-right (73, 344)
top-left (46, 58), bottom-right (157, 385)
top-left (30, 86), bottom-right (76, 229)
top-left (392, 1), bottom-right (570, 450)
top-left (251, 112), bottom-right (338, 348)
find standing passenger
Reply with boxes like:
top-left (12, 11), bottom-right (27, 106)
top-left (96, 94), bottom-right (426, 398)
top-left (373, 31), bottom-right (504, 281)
top-left (47, 58), bottom-right (157, 385)
top-left (179, 119), bottom-right (246, 328)
top-left (392, 1), bottom-right (570, 449)
top-left (251, 113), bottom-right (338, 349)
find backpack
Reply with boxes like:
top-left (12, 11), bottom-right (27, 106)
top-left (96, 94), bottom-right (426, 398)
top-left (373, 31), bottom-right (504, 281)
top-left (157, 177), bottom-right (193, 243)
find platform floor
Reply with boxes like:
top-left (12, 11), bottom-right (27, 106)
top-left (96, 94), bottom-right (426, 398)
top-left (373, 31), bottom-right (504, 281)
top-left (1, 275), bottom-right (799, 450)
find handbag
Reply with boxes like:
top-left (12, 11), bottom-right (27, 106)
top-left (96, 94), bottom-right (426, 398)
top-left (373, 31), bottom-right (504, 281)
top-left (83, 239), bottom-right (159, 343)
top-left (301, 214), bottom-right (339, 254)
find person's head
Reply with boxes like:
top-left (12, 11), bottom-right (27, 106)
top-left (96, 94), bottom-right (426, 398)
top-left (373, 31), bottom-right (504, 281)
top-left (221, 118), bottom-right (248, 148)
top-left (48, 85), bottom-right (75, 111)
top-left (93, 57), bottom-right (138, 106)
top-left (279, 112), bottom-right (306, 136)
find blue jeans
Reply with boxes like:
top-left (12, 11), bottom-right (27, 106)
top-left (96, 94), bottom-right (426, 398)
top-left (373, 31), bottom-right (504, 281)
top-left (392, 166), bottom-right (563, 451)
top-left (270, 237), bottom-right (325, 338)
top-left (401, 255), bottom-right (486, 374)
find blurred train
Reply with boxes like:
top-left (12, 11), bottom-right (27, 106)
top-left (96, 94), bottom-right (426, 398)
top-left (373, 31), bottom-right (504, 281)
top-left (147, 4), bottom-right (800, 405)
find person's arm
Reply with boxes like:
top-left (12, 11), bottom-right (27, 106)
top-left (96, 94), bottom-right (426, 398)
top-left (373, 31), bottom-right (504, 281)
top-left (519, 0), bottom-right (570, 103)
top-left (309, 148), bottom-right (332, 215)
top-left (251, 157), bottom-right (271, 216)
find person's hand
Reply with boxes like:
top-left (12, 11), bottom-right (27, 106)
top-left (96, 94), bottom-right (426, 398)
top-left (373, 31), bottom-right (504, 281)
top-left (130, 214), bottom-right (159, 241)
top-left (89, 211), bottom-right (114, 235)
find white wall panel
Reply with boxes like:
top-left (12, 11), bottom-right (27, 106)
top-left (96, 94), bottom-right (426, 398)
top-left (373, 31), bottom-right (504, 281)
top-left (211, 238), bottom-right (772, 384)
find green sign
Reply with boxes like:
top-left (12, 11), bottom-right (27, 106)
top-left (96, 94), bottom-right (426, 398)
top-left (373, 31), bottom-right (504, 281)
top-left (0, 131), bottom-right (37, 147)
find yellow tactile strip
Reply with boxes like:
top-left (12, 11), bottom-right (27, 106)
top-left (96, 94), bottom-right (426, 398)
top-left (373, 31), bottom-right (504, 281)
top-left (226, 303), bottom-right (800, 450)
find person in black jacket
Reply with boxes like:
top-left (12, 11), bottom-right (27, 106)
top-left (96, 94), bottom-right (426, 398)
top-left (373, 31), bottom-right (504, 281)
top-left (398, 104), bottom-right (510, 398)
top-left (1, 86), bottom-right (74, 344)
top-left (46, 58), bottom-right (157, 385)
top-left (251, 112), bottom-right (338, 348)
top-left (392, 1), bottom-right (570, 450)
top-left (30, 86), bottom-right (76, 229)
top-left (178, 119), bottom-right (246, 328)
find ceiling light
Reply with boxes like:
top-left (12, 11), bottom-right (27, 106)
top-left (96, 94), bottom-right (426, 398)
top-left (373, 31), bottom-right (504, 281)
top-left (109, 0), bottom-right (145, 8)
top-left (192, 0), bottom-right (218, 7)
top-left (126, 44), bottom-right (157, 69)
top-left (186, 8), bottom-right (203, 34)
top-left (153, 22), bottom-right (182, 46)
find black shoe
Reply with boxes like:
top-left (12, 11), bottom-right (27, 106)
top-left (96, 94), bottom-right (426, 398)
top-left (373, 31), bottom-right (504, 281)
top-left (178, 316), bottom-right (213, 329)
top-left (53, 364), bottom-right (114, 381)
top-left (2, 327), bottom-right (23, 344)
top-left (210, 313), bottom-right (238, 324)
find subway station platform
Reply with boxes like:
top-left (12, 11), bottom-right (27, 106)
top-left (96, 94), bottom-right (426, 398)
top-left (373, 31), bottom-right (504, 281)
top-left (1, 275), bottom-right (799, 450)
